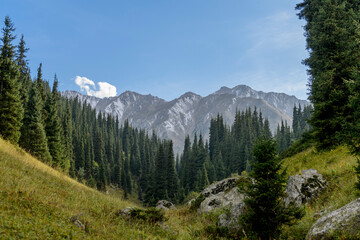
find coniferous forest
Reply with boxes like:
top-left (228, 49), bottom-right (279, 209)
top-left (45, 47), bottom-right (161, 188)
top-left (3, 0), bottom-right (360, 238)
top-left (0, 16), bottom-right (315, 207)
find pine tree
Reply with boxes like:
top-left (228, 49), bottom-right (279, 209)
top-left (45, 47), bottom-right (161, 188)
top-left (166, 141), bottom-right (179, 202)
top-left (0, 16), bottom-right (23, 144)
top-left (153, 143), bottom-right (168, 201)
top-left (44, 79), bottom-right (65, 169)
top-left (16, 34), bottom-right (31, 108)
top-left (19, 82), bottom-right (52, 163)
top-left (35, 63), bottom-right (47, 123)
top-left (62, 99), bottom-right (74, 175)
top-left (296, 0), bottom-right (360, 149)
top-left (242, 138), bottom-right (304, 239)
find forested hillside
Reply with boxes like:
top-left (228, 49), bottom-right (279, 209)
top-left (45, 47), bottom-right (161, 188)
top-left (0, 16), bottom-right (313, 207)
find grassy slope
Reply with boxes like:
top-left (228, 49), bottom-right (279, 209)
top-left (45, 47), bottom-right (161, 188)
top-left (1, 136), bottom-right (358, 239)
top-left (282, 146), bottom-right (358, 239)
top-left (0, 138), bottom-right (218, 239)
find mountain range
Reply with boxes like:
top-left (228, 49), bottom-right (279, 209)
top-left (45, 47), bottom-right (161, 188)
top-left (62, 85), bottom-right (309, 153)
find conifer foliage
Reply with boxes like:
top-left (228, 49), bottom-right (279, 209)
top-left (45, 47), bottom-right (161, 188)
top-left (296, 0), bottom-right (360, 149)
top-left (0, 16), bottom-right (23, 144)
top-left (179, 108), bottom-right (273, 195)
top-left (19, 82), bottom-right (52, 163)
top-left (242, 138), bottom-right (304, 240)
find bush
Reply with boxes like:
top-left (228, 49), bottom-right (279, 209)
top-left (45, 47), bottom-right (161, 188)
top-left (190, 194), bottom-right (205, 212)
top-left (129, 208), bottom-right (167, 223)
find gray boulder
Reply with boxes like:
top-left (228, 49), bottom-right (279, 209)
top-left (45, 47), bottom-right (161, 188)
top-left (201, 177), bottom-right (239, 197)
top-left (198, 177), bottom-right (245, 213)
top-left (156, 200), bottom-right (175, 210)
top-left (306, 198), bottom-right (360, 240)
top-left (217, 202), bottom-right (246, 231)
top-left (284, 169), bottom-right (327, 207)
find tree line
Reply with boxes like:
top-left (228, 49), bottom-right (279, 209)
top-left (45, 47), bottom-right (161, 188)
top-left (295, 0), bottom-right (360, 188)
top-left (275, 104), bottom-right (313, 153)
top-left (0, 16), bottom-right (312, 206)
top-left (0, 16), bottom-right (180, 203)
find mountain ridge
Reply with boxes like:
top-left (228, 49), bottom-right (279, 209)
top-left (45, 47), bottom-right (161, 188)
top-left (62, 85), bottom-right (309, 153)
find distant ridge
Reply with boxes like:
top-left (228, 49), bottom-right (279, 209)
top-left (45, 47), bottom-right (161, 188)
top-left (62, 85), bottom-right (309, 153)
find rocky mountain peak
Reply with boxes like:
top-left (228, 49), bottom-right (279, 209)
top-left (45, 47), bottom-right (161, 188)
top-left (62, 84), bottom-right (309, 153)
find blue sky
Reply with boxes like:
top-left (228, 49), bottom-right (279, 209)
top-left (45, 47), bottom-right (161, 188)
top-left (1, 0), bottom-right (309, 100)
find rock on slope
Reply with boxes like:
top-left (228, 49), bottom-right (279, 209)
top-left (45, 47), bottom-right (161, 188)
top-left (62, 85), bottom-right (309, 153)
top-left (306, 198), bottom-right (360, 240)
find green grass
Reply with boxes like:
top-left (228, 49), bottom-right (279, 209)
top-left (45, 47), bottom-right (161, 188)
top-left (0, 137), bottom-right (228, 239)
top-left (282, 145), bottom-right (359, 239)
top-left (1, 137), bottom-right (358, 239)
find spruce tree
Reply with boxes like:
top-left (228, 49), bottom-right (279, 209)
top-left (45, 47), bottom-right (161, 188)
top-left (44, 79), bottom-right (65, 169)
top-left (62, 99), bottom-right (74, 175)
top-left (16, 35), bottom-right (32, 108)
top-left (19, 82), bottom-right (52, 163)
top-left (242, 138), bottom-right (304, 239)
top-left (296, 0), bottom-right (360, 149)
top-left (16, 34), bottom-right (31, 108)
top-left (0, 16), bottom-right (23, 144)
top-left (166, 141), bottom-right (179, 202)
top-left (154, 144), bottom-right (168, 201)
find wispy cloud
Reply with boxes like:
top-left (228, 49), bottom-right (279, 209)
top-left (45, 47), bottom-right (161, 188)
top-left (75, 76), bottom-right (117, 98)
top-left (247, 11), bottom-right (304, 51)
top-left (226, 10), bottom-right (309, 100)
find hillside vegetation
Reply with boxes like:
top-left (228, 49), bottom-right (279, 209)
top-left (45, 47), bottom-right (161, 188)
top-left (0, 136), bottom-right (358, 239)
top-left (0, 138), bottom-right (222, 239)
top-left (282, 146), bottom-right (358, 239)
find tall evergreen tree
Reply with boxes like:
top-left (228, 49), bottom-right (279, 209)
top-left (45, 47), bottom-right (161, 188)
top-left (62, 99), bottom-right (74, 175)
top-left (153, 143), bottom-right (168, 200)
top-left (296, 0), bottom-right (360, 149)
top-left (0, 16), bottom-right (23, 144)
top-left (242, 138), bottom-right (304, 239)
top-left (44, 79), bottom-right (66, 169)
top-left (166, 141), bottom-right (179, 202)
top-left (16, 34), bottom-right (31, 108)
top-left (19, 82), bottom-right (52, 163)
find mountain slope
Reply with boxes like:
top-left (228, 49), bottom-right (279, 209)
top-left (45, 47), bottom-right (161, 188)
top-left (62, 85), bottom-right (309, 153)
top-left (0, 138), bottom-right (224, 239)
top-left (281, 146), bottom-right (358, 239)
top-left (0, 136), bottom-right (358, 239)
top-left (0, 138), bottom-right (160, 239)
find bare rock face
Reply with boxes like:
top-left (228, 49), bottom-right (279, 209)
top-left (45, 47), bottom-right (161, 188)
top-left (156, 200), bottom-right (175, 210)
top-left (306, 198), bottom-right (360, 240)
top-left (284, 169), bottom-right (327, 207)
top-left (198, 177), bottom-right (245, 214)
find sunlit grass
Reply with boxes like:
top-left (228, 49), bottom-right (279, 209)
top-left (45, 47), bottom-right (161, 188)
top-left (1, 137), bottom-right (358, 239)
top-left (282, 145), bottom-right (358, 239)
top-left (0, 138), bottom-right (169, 239)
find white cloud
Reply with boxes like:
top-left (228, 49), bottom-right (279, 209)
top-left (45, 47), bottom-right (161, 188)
top-left (75, 76), bottom-right (117, 98)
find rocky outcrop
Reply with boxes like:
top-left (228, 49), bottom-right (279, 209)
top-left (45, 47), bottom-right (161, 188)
top-left (284, 169), bottom-right (327, 207)
top-left (198, 177), bottom-right (245, 213)
top-left (156, 200), bottom-right (175, 210)
top-left (192, 170), bottom-right (327, 231)
top-left (306, 198), bottom-right (360, 240)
